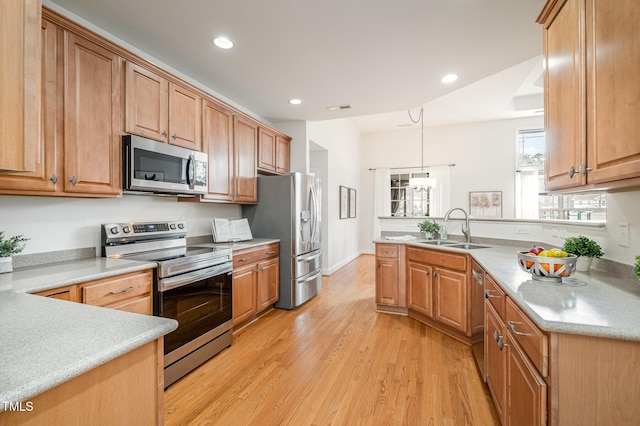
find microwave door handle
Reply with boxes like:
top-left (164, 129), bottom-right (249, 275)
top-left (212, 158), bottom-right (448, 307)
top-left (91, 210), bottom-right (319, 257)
top-left (186, 154), bottom-right (195, 189)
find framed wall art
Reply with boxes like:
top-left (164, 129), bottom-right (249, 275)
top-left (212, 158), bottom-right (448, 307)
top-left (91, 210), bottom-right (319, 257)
top-left (339, 186), bottom-right (349, 219)
top-left (469, 191), bottom-right (502, 218)
top-left (348, 188), bottom-right (357, 218)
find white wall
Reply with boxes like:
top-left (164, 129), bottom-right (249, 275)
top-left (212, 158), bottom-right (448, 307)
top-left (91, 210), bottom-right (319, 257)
top-left (307, 119), bottom-right (362, 274)
top-left (0, 195), bottom-right (240, 256)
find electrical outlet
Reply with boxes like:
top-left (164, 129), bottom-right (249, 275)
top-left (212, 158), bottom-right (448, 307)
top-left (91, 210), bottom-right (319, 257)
top-left (515, 225), bottom-right (530, 234)
top-left (618, 222), bottom-right (630, 247)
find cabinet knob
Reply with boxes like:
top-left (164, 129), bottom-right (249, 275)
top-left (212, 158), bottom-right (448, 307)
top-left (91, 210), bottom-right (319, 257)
top-left (497, 337), bottom-right (508, 351)
top-left (377, 263), bottom-right (380, 268)
top-left (162, 130), bottom-right (168, 137)
top-left (50, 174), bottom-right (57, 184)
top-left (433, 271), bottom-right (437, 277)
top-left (568, 165), bottom-right (576, 178)
top-left (493, 330), bottom-right (500, 342)
top-left (579, 162), bottom-right (592, 176)
top-left (70, 176), bottom-right (77, 186)
top-left (172, 133), bottom-right (177, 140)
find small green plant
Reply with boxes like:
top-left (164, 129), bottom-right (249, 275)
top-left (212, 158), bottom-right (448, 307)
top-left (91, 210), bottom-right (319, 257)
top-left (0, 231), bottom-right (29, 258)
top-left (418, 219), bottom-right (441, 235)
top-left (635, 256), bottom-right (640, 282)
top-left (561, 235), bottom-right (604, 258)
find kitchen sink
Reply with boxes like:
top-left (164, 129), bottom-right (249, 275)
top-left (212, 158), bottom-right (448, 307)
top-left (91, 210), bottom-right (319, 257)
top-left (448, 243), bottom-right (489, 250)
top-left (419, 240), bottom-right (458, 246)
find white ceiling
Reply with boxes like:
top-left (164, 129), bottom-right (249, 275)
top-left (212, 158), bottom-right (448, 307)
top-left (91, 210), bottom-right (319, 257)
top-left (46, 0), bottom-right (547, 133)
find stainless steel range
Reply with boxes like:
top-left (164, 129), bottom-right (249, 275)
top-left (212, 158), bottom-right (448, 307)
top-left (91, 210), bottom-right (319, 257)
top-left (102, 220), bottom-right (233, 387)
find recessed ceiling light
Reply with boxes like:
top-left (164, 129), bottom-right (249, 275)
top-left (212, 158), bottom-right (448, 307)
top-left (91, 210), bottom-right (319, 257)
top-left (213, 37), bottom-right (234, 49)
top-left (441, 74), bottom-right (458, 83)
top-left (289, 98), bottom-right (302, 105)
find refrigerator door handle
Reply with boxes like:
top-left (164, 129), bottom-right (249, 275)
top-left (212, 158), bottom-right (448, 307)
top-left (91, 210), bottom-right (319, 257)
top-left (310, 181), bottom-right (319, 243)
top-left (298, 250), bottom-right (322, 262)
top-left (298, 270), bottom-right (322, 283)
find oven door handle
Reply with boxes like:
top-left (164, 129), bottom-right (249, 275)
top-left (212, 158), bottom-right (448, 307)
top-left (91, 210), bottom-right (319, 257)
top-left (159, 263), bottom-right (232, 292)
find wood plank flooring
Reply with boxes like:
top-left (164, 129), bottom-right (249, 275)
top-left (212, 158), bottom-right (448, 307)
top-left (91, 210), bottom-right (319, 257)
top-left (164, 255), bottom-right (499, 425)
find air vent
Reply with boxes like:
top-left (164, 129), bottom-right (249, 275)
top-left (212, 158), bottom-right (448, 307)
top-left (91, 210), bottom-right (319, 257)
top-left (326, 104), bottom-right (352, 111)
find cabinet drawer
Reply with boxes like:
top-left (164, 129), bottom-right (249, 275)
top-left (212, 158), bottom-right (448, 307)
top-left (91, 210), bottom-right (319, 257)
top-left (406, 247), bottom-right (467, 271)
top-left (35, 285), bottom-right (78, 302)
top-left (506, 297), bottom-right (548, 377)
top-left (81, 270), bottom-right (152, 307)
top-left (105, 295), bottom-right (152, 315)
top-left (233, 243), bottom-right (279, 268)
top-left (376, 244), bottom-right (399, 258)
top-left (485, 274), bottom-right (506, 319)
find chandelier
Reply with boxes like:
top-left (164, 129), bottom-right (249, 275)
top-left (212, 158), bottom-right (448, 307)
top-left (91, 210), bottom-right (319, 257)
top-left (408, 107), bottom-right (436, 192)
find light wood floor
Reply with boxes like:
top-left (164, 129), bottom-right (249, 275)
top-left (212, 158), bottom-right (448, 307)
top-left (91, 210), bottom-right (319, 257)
top-left (164, 255), bottom-right (499, 425)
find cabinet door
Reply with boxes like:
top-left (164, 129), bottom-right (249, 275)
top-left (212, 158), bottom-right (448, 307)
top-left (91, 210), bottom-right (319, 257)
top-left (433, 267), bottom-right (468, 334)
top-left (542, 0), bottom-right (586, 190)
top-left (257, 257), bottom-right (279, 311)
top-left (585, 0), bottom-right (640, 184)
top-left (276, 134), bottom-right (291, 174)
top-left (507, 335), bottom-right (547, 426)
top-left (0, 19), bottom-right (58, 193)
top-left (232, 264), bottom-right (257, 327)
top-left (407, 261), bottom-right (432, 317)
top-left (486, 302), bottom-right (507, 424)
top-left (0, 0), bottom-right (40, 172)
top-left (125, 62), bottom-right (168, 142)
top-left (257, 127), bottom-right (276, 172)
top-left (64, 32), bottom-right (121, 196)
top-left (375, 257), bottom-right (399, 306)
top-left (233, 115), bottom-right (258, 203)
top-left (201, 99), bottom-right (233, 201)
top-left (168, 82), bottom-right (201, 151)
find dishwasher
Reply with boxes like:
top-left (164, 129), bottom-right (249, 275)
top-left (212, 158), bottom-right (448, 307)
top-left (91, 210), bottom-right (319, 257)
top-left (470, 260), bottom-right (486, 381)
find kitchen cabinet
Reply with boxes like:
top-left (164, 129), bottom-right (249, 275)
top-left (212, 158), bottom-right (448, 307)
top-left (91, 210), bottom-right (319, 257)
top-left (0, 16), bottom-right (121, 197)
top-left (232, 243), bottom-right (279, 328)
top-left (200, 98), bottom-right (234, 202)
top-left (125, 62), bottom-right (202, 151)
top-left (538, 0), bottom-right (640, 191)
top-left (257, 127), bottom-right (291, 175)
top-left (375, 244), bottom-right (406, 310)
top-left (507, 333), bottom-right (547, 426)
top-left (233, 115), bottom-right (259, 204)
top-left (406, 246), bottom-right (470, 337)
top-left (0, 0), bottom-right (40, 173)
top-left (34, 269), bottom-right (153, 315)
top-left (485, 300), bottom-right (507, 424)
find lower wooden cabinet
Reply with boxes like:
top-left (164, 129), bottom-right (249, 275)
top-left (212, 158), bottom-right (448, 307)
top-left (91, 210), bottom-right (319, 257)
top-left (374, 243), bottom-right (406, 310)
top-left (485, 301), bottom-right (507, 424)
top-left (34, 269), bottom-right (153, 315)
top-left (232, 243), bottom-right (280, 328)
top-left (407, 261), bottom-right (432, 317)
top-left (433, 267), bottom-right (468, 333)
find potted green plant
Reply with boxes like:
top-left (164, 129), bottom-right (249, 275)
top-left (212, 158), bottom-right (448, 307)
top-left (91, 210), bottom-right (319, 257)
top-left (0, 231), bottom-right (29, 274)
top-left (561, 235), bottom-right (604, 272)
top-left (635, 256), bottom-right (640, 282)
top-left (418, 219), bottom-right (441, 240)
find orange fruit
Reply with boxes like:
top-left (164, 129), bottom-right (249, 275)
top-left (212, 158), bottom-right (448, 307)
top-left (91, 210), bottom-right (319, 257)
top-left (525, 253), bottom-right (536, 268)
top-left (540, 262), bottom-right (550, 273)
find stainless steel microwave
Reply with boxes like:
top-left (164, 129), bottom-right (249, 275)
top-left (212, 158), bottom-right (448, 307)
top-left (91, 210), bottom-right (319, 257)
top-left (122, 134), bottom-right (208, 196)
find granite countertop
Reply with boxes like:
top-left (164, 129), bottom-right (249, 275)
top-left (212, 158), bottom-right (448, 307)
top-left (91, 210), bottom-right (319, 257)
top-left (0, 257), bottom-right (157, 294)
top-left (0, 256), bottom-right (176, 411)
top-left (192, 238), bottom-right (280, 251)
top-left (376, 238), bottom-right (640, 342)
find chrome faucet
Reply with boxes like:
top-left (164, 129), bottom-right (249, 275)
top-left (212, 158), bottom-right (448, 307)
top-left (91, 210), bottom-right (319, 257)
top-left (444, 207), bottom-right (471, 243)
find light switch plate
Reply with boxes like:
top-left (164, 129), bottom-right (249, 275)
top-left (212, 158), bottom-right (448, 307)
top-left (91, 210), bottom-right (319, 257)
top-left (618, 223), bottom-right (630, 247)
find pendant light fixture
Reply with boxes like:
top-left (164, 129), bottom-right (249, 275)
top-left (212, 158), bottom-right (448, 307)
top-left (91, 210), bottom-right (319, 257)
top-left (408, 107), bottom-right (436, 192)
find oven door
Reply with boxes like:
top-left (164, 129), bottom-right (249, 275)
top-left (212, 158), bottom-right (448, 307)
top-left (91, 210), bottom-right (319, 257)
top-left (157, 263), bottom-right (232, 366)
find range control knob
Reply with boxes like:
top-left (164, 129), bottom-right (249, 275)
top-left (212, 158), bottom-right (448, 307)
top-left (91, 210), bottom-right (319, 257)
top-left (123, 226), bottom-right (131, 233)
top-left (110, 226), bottom-right (119, 235)
top-left (177, 223), bottom-right (184, 229)
top-left (169, 224), bottom-right (177, 230)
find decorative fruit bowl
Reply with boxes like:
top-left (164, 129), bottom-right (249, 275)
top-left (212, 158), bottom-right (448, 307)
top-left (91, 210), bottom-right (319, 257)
top-left (517, 251), bottom-right (578, 282)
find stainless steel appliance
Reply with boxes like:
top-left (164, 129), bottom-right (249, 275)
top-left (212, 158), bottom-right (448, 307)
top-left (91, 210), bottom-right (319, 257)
top-left (102, 220), bottom-right (233, 387)
top-left (122, 134), bottom-right (208, 196)
top-left (471, 260), bottom-right (486, 380)
top-left (243, 173), bottom-right (322, 309)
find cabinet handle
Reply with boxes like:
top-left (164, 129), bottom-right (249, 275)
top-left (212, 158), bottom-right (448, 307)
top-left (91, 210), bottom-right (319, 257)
top-left (493, 330), bottom-right (500, 342)
top-left (579, 162), bottom-right (592, 176)
top-left (383, 251), bottom-right (393, 255)
top-left (485, 289), bottom-right (500, 299)
top-left (433, 271), bottom-right (437, 277)
top-left (109, 286), bottom-right (134, 295)
top-left (266, 251), bottom-right (276, 255)
top-left (508, 321), bottom-right (532, 336)
top-left (70, 176), bottom-right (77, 186)
top-left (497, 336), bottom-right (508, 351)
top-left (172, 133), bottom-right (177, 140)
top-left (567, 165), bottom-right (576, 178)
top-left (50, 174), bottom-right (57, 184)
top-left (162, 130), bottom-right (168, 137)
top-left (240, 257), bottom-right (251, 261)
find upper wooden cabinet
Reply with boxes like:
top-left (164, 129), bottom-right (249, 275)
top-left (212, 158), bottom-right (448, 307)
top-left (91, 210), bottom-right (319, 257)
top-left (0, 17), bottom-right (121, 197)
top-left (257, 127), bottom-right (291, 175)
top-left (125, 62), bottom-right (202, 151)
top-left (201, 99), bottom-right (234, 202)
top-left (0, 0), bottom-right (41, 173)
top-left (538, 0), bottom-right (640, 191)
top-left (233, 115), bottom-right (258, 203)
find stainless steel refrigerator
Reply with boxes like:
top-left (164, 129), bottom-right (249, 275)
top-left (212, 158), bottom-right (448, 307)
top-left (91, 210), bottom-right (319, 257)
top-left (243, 173), bottom-right (322, 309)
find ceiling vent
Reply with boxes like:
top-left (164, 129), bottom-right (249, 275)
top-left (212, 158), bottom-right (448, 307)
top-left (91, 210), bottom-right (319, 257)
top-left (326, 104), bottom-right (352, 111)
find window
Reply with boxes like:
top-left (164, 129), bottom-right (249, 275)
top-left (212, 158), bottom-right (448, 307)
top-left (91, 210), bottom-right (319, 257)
top-left (390, 171), bottom-right (432, 217)
top-left (515, 129), bottom-right (606, 222)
